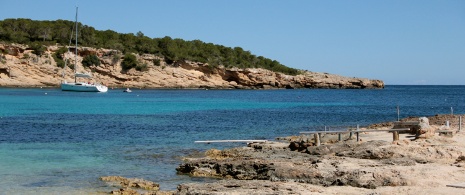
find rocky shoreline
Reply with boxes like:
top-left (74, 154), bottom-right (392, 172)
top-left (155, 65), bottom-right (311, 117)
top-left (98, 114), bottom-right (465, 195)
top-left (0, 43), bottom-right (384, 89)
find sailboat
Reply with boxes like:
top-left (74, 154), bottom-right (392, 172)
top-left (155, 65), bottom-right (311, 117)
top-left (61, 7), bottom-right (108, 92)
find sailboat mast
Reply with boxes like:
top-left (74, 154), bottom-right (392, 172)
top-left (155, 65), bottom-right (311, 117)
top-left (74, 7), bottom-right (78, 83)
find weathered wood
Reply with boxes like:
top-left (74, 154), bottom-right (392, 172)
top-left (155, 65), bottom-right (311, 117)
top-left (195, 140), bottom-right (267, 143)
top-left (367, 128), bottom-right (410, 132)
top-left (437, 130), bottom-right (455, 133)
top-left (299, 130), bottom-right (349, 134)
top-left (299, 128), bottom-right (410, 135)
top-left (314, 133), bottom-right (320, 146)
top-left (447, 182), bottom-right (465, 188)
top-left (393, 121), bottom-right (420, 126)
top-left (459, 116), bottom-right (462, 131)
top-left (437, 130), bottom-right (454, 137)
top-left (393, 131), bottom-right (399, 141)
top-left (300, 128), bottom-right (410, 142)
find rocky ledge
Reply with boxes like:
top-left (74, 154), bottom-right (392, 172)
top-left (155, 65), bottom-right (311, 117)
top-left (172, 115), bottom-right (465, 194)
top-left (96, 115), bottom-right (465, 195)
top-left (0, 43), bottom-right (384, 89)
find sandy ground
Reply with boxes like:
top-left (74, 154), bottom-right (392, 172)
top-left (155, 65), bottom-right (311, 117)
top-left (315, 130), bottom-right (465, 195)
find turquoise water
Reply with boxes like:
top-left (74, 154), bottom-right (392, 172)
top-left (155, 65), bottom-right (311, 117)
top-left (0, 86), bottom-right (464, 194)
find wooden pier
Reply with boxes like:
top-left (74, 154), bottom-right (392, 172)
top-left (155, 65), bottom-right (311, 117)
top-left (300, 128), bottom-right (411, 146)
top-left (194, 140), bottom-right (268, 144)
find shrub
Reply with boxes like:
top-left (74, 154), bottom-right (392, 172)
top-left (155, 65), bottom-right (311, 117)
top-left (153, 58), bottom-right (161, 66)
top-left (112, 54), bottom-right (120, 65)
top-left (136, 63), bottom-right (149, 72)
top-left (53, 53), bottom-right (65, 68)
top-left (82, 54), bottom-right (100, 67)
top-left (121, 53), bottom-right (138, 71)
top-left (55, 47), bottom-right (68, 59)
top-left (30, 42), bottom-right (45, 56)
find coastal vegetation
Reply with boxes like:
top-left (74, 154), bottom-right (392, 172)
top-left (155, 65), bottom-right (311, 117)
top-left (0, 18), bottom-right (299, 75)
top-left (82, 54), bottom-right (100, 67)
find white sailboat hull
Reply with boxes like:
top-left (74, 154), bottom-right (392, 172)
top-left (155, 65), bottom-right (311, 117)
top-left (61, 82), bottom-right (108, 92)
top-left (60, 7), bottom-right (108, 93)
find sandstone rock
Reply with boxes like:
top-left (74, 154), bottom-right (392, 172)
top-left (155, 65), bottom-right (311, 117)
top-left (177, 180), bottom-right (323, 195)
top-left (100, 176), bottom-right (160, 192)
top-left (418, 117), bottom-right (435, 138)
top-left (0, 43), bottom-right (385, 89)
top-left (110, 188), bottom-right (139, 195)
top-left (177, 135), bottom-right (463, 190)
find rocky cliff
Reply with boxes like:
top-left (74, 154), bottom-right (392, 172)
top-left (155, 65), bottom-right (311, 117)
top-left (0, 43), bottom-right (384, 89)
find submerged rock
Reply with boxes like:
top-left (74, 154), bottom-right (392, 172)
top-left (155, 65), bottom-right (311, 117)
top-left (100, 176), bottom-right (162, 194)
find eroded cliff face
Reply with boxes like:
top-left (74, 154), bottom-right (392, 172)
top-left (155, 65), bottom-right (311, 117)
top-left (0, 44), bottom-right (384, 89)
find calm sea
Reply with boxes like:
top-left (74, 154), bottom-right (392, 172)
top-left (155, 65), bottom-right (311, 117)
top-left (0, 85), bottom-right (464, 194)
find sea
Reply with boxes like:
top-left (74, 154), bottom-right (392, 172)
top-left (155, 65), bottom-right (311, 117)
top-left (0, 85), bottom-right (464, 194)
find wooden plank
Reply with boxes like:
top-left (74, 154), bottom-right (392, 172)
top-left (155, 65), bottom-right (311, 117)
top-left (300, 131), bottom-right (349, 134)
top-left (437, 130), bottom-right (454, 133)
top-left (360, 128), bottom-right (410, 133)
top-left (446, 183), bottom-right (465, 188)
top-left (195, 140), bottom-right (268, 143)
top-left (394, 121), bottom-right (420, 125)
top-left (300, 128), bottom-right (410, 135)
top-left (300, 128), bottom-right (410, 143)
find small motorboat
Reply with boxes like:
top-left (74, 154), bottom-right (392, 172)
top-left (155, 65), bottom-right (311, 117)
top-left (123, 88), bottom-right (132, 93)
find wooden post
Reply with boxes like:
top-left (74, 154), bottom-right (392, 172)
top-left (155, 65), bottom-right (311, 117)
top-left (393, 131), bottom-right (399, 141)
top-left (314, 133), bottom-right (320, 146)
top-left (356, 132), bottom-right (360, 142)
top-left (459, 116), bottom-right (462, 132)
top-left (338, 133), bottom-right (342, 141)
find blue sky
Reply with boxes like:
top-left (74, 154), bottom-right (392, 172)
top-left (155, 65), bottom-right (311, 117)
top-left (1, 0), bottom-right (464, 85)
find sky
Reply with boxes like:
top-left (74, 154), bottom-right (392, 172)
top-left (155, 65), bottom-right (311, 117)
top-left (1, 0), bottom-right (464, 85)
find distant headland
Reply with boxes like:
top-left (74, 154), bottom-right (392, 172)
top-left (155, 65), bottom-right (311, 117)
top-left (0, 19), bottom-right (383, 89)
top-left (0, 43), bottom-right (384, 89)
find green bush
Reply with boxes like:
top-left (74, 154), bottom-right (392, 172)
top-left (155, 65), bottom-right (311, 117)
top-left (153, 58), bottom-right (161, 66)
top-left (53, 53), bottom-right (65, 68)
top-left (82, 54), bottom-right (100, 67)
top-left (112, 54), bottom-right (120, 65)
top-left (30, 42), bottom-right (45, 56)
top-left (55, 47), bottom-right (68, 59)
top-left (121, 53), bottom-right (138, 71)
top-left (136, 63), bottom-right (148, 72)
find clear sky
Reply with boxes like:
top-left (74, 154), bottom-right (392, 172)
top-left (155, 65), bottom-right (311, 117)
top-left (1, 0), bottom-right (464, 85)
